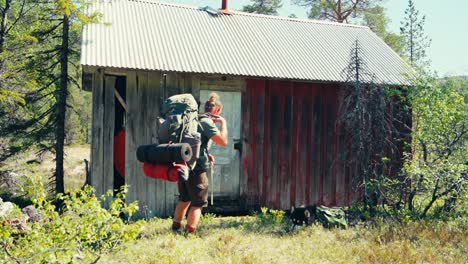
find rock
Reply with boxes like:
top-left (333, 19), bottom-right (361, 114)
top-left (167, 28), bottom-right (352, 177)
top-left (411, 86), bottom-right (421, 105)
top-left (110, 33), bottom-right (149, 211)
top-left (0, 201), bottom-right (15, 219)
top-left (6, 217), bottom-right (31, 233)
top-left (22, 205), bottom-right (43, 222)
top-left (0, 170), bottom-right (22, 194)
top-left (0, 201), bottom-right (32, 234)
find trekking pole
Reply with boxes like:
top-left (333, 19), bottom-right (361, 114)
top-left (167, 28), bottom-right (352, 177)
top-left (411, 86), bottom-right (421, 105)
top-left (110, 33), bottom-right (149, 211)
top-left (210, 164), bottom-right (214, 206)
top-left (162, 73), bottom-right (167, 101)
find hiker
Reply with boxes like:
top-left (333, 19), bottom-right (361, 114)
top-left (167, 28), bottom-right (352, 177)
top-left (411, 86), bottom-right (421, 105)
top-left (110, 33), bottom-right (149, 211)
top-left (171, 93), bottom-right (228, 234)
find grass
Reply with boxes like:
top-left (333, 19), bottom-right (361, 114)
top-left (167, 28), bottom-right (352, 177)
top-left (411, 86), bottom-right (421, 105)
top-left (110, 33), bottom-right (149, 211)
top-left (101, 216), bottom-right (467, 263)
top-left (1, 145), bottom-right (90, 192)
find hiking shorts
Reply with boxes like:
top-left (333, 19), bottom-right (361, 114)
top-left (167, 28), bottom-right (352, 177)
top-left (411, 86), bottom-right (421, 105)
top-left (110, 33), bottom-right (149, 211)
top-left (178, 169), bottom-right (209, 207)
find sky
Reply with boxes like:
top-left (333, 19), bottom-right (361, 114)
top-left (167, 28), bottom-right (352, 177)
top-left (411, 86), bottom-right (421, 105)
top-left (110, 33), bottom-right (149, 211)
top-left (163, 0), bottom-right (468, 77)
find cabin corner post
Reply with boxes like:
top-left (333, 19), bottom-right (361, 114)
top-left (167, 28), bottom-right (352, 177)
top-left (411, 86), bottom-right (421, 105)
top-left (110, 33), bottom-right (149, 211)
top-left (125, 71), bottom-right (139, 205)
top-left (90, 69), bottom-right (104, 196)
top-left (90, 70), bottom-right (117, 202)
top-left (102, 75), bottom-right (116, 202)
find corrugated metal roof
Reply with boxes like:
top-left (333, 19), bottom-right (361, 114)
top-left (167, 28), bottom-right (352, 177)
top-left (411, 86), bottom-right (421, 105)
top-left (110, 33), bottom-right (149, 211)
top-left (81, 0), bottom-right (411, 85)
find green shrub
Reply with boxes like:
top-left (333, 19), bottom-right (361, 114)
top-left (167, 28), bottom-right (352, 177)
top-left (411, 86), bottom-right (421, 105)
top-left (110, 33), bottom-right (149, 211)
top-left (0, 176), bottom-right (142, 263)
top-left (244, 207), bottom-right (289, 234)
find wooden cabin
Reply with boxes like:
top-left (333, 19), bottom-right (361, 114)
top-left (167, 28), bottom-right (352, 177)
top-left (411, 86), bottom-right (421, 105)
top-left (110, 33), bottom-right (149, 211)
top-left (80, 0), bottom-right (410, 217)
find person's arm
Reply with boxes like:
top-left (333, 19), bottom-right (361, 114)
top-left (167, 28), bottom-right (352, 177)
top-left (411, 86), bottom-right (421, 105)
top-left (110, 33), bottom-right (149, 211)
top-left (210, 115), bottom-right (228, 147)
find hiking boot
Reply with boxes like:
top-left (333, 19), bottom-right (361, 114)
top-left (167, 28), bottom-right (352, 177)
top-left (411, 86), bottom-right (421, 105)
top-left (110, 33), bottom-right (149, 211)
top-left (171, 221), bottom-right (182, 232)
top-left (184, 224), bottom-right (197, 237)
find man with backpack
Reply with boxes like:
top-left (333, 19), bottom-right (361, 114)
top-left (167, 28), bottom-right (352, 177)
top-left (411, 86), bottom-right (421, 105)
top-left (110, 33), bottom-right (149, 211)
top-left (171, 93), bottom-right (228, 234)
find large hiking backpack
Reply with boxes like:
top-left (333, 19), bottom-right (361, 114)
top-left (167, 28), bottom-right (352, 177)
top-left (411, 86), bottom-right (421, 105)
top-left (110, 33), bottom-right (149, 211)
top-left (157, 94), bottom-right (201, 168)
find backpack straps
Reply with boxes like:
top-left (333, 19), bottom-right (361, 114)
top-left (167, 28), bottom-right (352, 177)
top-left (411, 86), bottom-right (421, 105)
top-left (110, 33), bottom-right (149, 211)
top-left (197, 113), bottom-right (214, 205)
top-left (197, 113), bottom-right (212, 156)
top-left (178, 110), bottom-right (199, 143)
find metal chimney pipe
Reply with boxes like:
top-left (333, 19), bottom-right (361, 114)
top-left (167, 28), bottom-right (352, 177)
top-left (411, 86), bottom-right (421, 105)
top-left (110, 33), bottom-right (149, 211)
top-left (222, 0), bottom-right (228, 10)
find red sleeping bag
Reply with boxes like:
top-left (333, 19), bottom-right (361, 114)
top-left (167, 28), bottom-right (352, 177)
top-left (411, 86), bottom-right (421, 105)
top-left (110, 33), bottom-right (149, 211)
top-left (143, 162), bottom-right (187, 182)
top-left (114, 130), bottom-right (126, 178)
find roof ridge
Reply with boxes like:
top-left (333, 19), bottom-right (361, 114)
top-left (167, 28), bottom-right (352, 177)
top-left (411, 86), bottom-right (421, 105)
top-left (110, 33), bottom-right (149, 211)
top-left (125, 0), bottom-right (369, 29)
top-left (127, 0), bottom-right (198, 10)
top-left (231, 10), bottom-right (369, 29)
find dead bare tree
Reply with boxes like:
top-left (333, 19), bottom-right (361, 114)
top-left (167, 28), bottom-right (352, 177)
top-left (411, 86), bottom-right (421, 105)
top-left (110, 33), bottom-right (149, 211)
top-left (339, 40), bottom-right (397, 213)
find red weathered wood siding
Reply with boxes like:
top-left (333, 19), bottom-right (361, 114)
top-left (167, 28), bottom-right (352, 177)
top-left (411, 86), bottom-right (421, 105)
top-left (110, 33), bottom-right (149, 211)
top-left (241, 79), bottom-right (352, 209)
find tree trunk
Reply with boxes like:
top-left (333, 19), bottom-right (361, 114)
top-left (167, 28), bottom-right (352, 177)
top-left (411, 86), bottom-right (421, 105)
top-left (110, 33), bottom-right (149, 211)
top-left (0, 0), bottom-right (11, 54)
top-left (85, 114), bottom-right (89, 144)
top-left (55, 15), bottom-right (69, 194)
top-left (337, 0), bottom-right (343, 23)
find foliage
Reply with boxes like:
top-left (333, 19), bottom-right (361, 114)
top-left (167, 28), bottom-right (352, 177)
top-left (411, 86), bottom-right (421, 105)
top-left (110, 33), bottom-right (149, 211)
top-left (246, 207), bottom-right (289, 233)
top-left (199, 212), bottom-right (216, 227)
top-left (293, 0), bottom-right (382, 23)
top-left (0, 0), bottom-right (39, 154)
top-left (0, 0), bottom-right (33, 108)
top-left (361, 74), bottom-right (468, 220)
top-left (362, 5), bottom-right (404, 54)
top-left (65, 86), bottom-right (92, 145)
top-left (400, 0), bottom-right (431, 68)
top-left (242, 0), bottom-right (283, 15)
top-left (0, 89), bottom-right (24, 107)
top-left (0, 178), bottom-right (142, 263)
top-left (403, 75), bottom-right (467, 218)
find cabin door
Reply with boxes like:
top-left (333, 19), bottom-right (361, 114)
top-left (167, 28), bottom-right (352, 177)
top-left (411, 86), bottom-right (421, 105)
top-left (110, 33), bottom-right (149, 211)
top-left (199, 90), bottom-right (242, 200)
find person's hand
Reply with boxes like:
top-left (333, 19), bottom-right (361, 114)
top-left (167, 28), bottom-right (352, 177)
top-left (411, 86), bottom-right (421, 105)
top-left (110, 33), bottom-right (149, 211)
top-left (208, 154), bottom-right (215, 166)
top-left (211, 115), bottom-right (225, 124)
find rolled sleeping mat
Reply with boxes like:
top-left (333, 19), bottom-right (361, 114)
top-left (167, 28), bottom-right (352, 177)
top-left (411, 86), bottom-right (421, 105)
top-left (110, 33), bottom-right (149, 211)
top-left (136, 143), bottom-right (192, 164)
top-left (143, 162), bottom-right (189, 182)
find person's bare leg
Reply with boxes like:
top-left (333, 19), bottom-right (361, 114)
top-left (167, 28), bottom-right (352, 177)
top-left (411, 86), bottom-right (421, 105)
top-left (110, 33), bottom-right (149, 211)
top-left (173, 201), bottom-right (191, 229)
top-left (186, 207), bottom-right (202, 232)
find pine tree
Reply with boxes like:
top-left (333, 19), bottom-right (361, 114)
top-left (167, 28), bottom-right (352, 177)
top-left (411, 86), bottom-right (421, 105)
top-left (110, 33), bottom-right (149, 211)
top-left (34, 0), bottom-right (99, 193)
top-left (242, 0), bottom-right (283, 15)
top-left (0, 0), bottom-right (31, 107)
top-left (0, 0), bottom-right (41, 158)
top-left (400, 0), bottom-right (431, 67)
top-left (294, 0), bottom-right (382, 23)
top-left (362, 5), bottom-right (404, 55)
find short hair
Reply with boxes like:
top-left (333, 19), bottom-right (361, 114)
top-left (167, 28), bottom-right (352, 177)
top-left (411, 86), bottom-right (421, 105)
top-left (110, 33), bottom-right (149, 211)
top-left (207, 92), bottom-right (223, 111)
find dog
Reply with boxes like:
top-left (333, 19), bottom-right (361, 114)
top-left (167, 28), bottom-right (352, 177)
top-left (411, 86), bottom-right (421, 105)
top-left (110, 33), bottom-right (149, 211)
top-left (289, 205), bottom-right (316, 230)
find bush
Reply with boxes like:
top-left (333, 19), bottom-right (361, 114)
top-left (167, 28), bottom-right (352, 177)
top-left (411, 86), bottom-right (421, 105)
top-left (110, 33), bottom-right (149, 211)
top-left (399, 76), bottom-right (467, 219)
top-left (0, 176), bottom-right (142, 263)
top-left (246, 207), bottom-right (289, 234)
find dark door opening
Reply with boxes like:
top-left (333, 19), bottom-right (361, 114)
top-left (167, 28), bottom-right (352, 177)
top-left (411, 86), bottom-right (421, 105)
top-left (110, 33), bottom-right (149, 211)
top-left (113, 76), bottom-right (126, 191)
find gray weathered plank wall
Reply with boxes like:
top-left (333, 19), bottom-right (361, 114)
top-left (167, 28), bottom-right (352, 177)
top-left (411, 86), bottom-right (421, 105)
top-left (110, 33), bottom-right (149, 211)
top-left (90, 72), bottom-right (115, 202)
top-left (125, 70), bottom-right (176, 217)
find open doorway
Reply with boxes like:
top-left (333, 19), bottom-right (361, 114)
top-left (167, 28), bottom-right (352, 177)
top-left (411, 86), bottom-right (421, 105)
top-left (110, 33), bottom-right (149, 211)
top-left (113, 76), bottom-right (126, 191)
